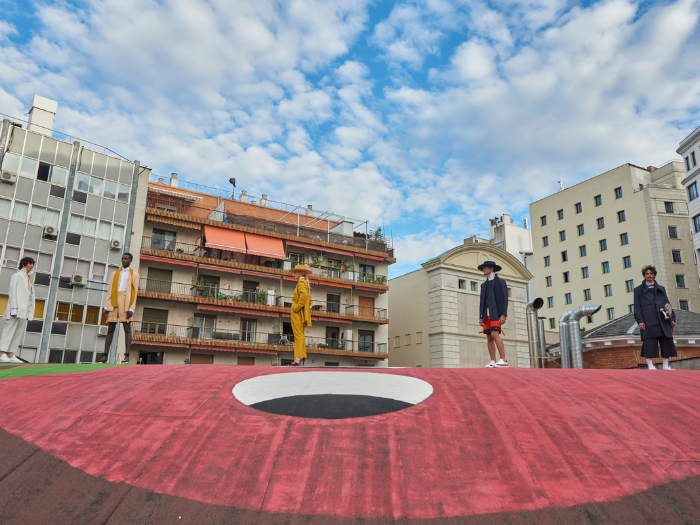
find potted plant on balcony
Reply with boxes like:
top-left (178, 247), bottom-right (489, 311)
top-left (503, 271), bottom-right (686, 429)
top-left (376, 275), bottom-right (387, 285)
top-left (341, 261), bottom-right (354, 280)
top-left (256, 289), bottom-right (268, 305)
top-left (192, 272), bottom-right (204, 294)
top-left (310, 253), bottom-right (323, 268)
top-left (373, 227), bottom-right (382, 241)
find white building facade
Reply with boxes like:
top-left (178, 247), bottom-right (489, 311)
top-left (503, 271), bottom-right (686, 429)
top-left (677, 125), bottom-right (700, 282)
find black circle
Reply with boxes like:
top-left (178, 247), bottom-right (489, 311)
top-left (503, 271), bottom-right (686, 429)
top-left (250, 394), bottom-right (414, 419)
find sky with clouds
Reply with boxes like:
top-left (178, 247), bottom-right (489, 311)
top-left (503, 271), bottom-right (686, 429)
top-left (1, 0), bottom-right (699, 276)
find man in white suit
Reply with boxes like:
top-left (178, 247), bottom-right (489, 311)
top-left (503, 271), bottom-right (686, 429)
top-left (99, 253), bottom-right (139, 364)
top-left (0, 257), bottom-right (36, 363)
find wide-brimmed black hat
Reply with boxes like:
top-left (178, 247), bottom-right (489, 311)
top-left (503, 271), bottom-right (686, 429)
top-left (478, 260), bottom-right (502, 272)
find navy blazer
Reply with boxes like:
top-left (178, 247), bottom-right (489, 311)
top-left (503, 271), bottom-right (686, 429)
top-left (479, 274), bottom-right (508, 321)
top-left (633, 282), bottom-right (675, 340)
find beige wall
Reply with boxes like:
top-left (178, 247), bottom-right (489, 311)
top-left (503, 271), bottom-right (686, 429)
top-left (388, 269), bottom-right (431, 367)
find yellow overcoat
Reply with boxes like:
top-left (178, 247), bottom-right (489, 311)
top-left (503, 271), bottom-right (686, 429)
top-left (104, 268), bottom-right (140, 323)
top-left (291, 277), bottom-right (312, 358)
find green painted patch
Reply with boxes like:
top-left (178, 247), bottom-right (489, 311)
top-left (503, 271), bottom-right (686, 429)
top-left (0, 363), bottom-right (123, 380)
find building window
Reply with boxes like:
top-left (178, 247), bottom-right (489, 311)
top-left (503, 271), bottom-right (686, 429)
top-left (546, 276), bottom-right (552, 287)
top-left (470, 281), bottom-right (478, 291)
top-left (580, 245), bottom-right (587, 257)
top-left (544, 256), bottom-right (550, 267)
top-left (602, 261), bottom-right (610, 274)
top-left (694, 214), bottom-right (700, 234)
top-left (404, 334), bottom-right (411, 346)
top-left (604, 284), bottom-right (612, 296)
top-left (693, 151), bottom-right (697, 167)
top-left (577, 224), bottom-right (584, 236)
top-left (393, 336), bottom-right (400, 348)
top-left (686, 157), bottom-right (691, 171)
top-left (575, 202), bottom-right (582, 214)
top-left (620, 233), bottom-right (628, 245)
top-left (607, 308), bottom-right (615, 320)
top-left (587, 315), bottom-right (594, 324)
top-left (541, 215), bottom-right (547, 226)
top-left (416, 332), bottom-right (422, 344)
top-left (561, 251), bottom-right (568, 262)
top-left (594, 195), bottom-right (602, 206)
top-left (672, 250), bottom-right (682, 263)
top-left (543, 236), bottom-right (549, 247)
top-left (582, 266), bottom-right (589, 278)
top-left (614, 187), bottom-right (622, 199)
top-left (665, 202), bottom-right (674, 214)
top-left (676, 275), bottom-right (686, 288)
top-left (622, 256), bottom-right (631, 269)
top-left (599, 239), bottom-right (607, 251)
top-left (549, 318), bottom-right (556, 329)
top-left (617, 210), bottom-right (625, 222)
top-left (668, 226), bottom-right (678, 239)
top-left (547, 297), bottom-right (554, 308)
top-left (626, 279), bottom-right (634, 292)
top-left (688, 182), bottom-right (698, 201)
top-left (458, 279), bottom-right (466, 290)
top-left (565, 293), bottom-right (572, 304)
top-left (559, 230), bottom-right (566, 241)
top-left (679, 300), bottom-right (689, 311)
top-left (287, 252), bottom-right (304, 264)
top-left (629, 304), bottom-right (634, 314)
top-left (563, 271), bottom-right (570, 283)
top-left (557, 209), bottom-right (564, 220)
top-left (597, 217), bottom-right (605, 229)
top-left (584, 289), bottom-right (591, 301)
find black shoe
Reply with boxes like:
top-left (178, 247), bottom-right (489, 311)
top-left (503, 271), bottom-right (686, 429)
top-left (98, 354), bottom-right (108, 364)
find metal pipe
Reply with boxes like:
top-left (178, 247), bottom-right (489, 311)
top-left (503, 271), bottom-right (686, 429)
top-left (567, 304), bottom-right (602, 369)
top-left (537, 317), bottom-right (547, 367)
top-left (558, 310), bottom-right (575, 368)
top-left (526, 298), bottom-right (544, 368)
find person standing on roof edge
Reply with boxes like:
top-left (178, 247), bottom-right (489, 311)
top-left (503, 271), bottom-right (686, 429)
top-left (290, 264), bottom-right (313, 366)
top-left (633, 265), bottom-right (676, 370)
top-left (0, 257), bottom-right (36, 363)
top-left (479, 260), bottom-right (509, 368)
top-left (100, 253), bottom-right (140, 364)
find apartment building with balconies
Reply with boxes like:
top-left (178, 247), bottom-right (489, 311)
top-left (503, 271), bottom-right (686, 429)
top-left (0, 96), bottom-right (151, 364)
top-left (677, 125), bottom-right (700, 282)
top-left (131, 174), bottom-right (394, 366)
top-left (530, 162), bottom-right (700, 336)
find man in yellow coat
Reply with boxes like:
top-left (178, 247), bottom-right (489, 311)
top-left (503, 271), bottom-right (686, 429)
top-left (99, 253), bottom-right (139, 364)
top-left (291, 265), bottom-right (312, 365)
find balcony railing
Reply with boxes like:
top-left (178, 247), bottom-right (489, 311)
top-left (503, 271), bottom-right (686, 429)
top-left (141, 237), bottom-right (389, 286)
top-left (139, 279), bottom-right (388, 319)
top-left (146, 195), bottom-right (393, 255)
top-left (132, 322), bottom-right (388, 354)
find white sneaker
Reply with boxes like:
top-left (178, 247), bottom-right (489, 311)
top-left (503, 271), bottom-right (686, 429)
top-left (495, 359), bottom-right (509, 367)
top-left (486, 361), bottom-right (496, 368)
top-left (662, 367), bottom-right (674, 370)
top-left (0, 354), bottom-right (10, 363)
top-left (8, 355), bottom-right (22, 363)
top-left (648, 365), bottom-right (656, 370)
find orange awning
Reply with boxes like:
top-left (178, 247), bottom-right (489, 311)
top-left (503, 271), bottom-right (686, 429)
top-left (245, 233), bottom-right (285, 259)
top-left (204, 226), bottom-right (247, 253)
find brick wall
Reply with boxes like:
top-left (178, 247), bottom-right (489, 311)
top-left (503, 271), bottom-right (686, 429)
top-left (547, 346), bottom-right (700, 369)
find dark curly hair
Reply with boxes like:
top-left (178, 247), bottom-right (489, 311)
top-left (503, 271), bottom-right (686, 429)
top-left (641, 264), bottom-right (657, 277)
top-left (18, 257), bottom-right (35, 270)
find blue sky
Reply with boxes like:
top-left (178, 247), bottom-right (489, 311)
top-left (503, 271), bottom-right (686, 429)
top-left (1, 0), bottom-right (699, 276)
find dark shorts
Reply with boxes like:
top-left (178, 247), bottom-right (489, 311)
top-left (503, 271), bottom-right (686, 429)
top-left (483, 316), bottom-right (502, 334)
top-left (640, 336), bottom-right (677, 358)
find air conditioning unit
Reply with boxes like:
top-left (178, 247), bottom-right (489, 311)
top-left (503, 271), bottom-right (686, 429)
top-left (1, 171), bottom-right (17, 184)
top-left (110, 239), bottom-right (123, 250)
top-left (71, 274), bottom-right (87, 286)
top-left (98, 325), bottom-right (109, 336)
top-left (42, 225), bottom-right (58, 239)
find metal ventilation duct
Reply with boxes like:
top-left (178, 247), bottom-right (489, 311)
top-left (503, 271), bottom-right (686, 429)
top-left (567, 305), bottom-right (602, 369)
top-left (558, 310), bottom-right (575, 368)
top-left (526, 298), bottom-right (544, 368)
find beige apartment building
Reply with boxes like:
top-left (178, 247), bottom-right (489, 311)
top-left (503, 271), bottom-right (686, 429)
top-left (530, 162), bottom-right (700, 336)
top-left (129, 175), bottom-right (393, 366)
top-left (388, 240), bottom-right (533, 368)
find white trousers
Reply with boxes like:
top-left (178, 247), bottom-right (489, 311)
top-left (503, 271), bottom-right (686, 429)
top-left (0, 317), bottom-right (27, 354)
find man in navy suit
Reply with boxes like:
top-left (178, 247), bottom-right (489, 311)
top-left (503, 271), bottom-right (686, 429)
top-left (479, 261), bottom-right (509, 367)
top-left (633, 265), bottom-right (676, 370)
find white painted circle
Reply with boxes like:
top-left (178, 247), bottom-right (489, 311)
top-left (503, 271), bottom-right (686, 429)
top-left (233, 372), bottom-right (433, 406)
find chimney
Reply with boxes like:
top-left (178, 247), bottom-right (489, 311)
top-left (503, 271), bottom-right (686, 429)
top-left (260, 194), bottom-right (269, 207)
top-left (557, 180), bottom-right (565, 192)
top-left (647, 166), bottom-right (657, 172)
top-left (306, 205), bottom-right (314, 217)
top-left (502, 213), bottom-right (511, 224)
top-left (157, 177), bottom-right (165, 185)
top-left (170, 173), bottom-right (178, 187)
top-left (27, 95), bottom-right (58, 136)
top-left (239, 190), bottom-right (248, 203)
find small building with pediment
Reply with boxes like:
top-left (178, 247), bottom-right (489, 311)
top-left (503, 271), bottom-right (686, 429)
top-left (388, 239), bottom-right (534, 368)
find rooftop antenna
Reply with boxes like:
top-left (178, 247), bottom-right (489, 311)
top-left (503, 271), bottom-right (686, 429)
top-left (229, 178), bottom-right (236, 199)
top-left (557, 180), bottom-right (565, 192)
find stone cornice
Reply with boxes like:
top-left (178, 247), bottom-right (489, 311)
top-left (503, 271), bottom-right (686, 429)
top-left (677, 125), bottom-right (700, 155)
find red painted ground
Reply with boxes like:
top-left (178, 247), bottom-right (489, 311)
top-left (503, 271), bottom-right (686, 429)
top-left (0, 366), bottom-right (699, 521)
